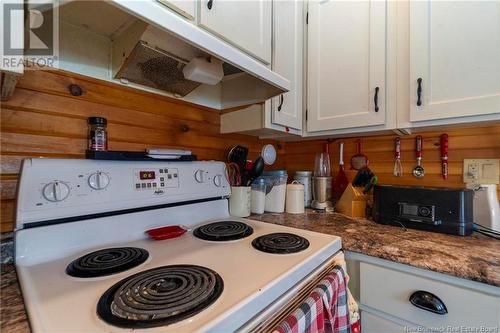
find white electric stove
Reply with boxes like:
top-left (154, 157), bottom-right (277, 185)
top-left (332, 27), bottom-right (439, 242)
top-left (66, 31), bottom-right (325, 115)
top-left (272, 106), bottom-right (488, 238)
top-left (14, 158), bottom-right (342, 333)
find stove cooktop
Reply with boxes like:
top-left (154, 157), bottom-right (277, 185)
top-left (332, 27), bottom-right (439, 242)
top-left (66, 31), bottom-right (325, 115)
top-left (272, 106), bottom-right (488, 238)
top-left (252, 233), bottom-right (310, 254)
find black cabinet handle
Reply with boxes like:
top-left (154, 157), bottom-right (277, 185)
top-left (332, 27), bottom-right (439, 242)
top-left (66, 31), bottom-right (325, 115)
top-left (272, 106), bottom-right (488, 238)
top-left (277, 94), bottom-right (284, 111)
top-left (417, 78), bottom-right (423, 106)
top-left (374, 87), bottom-right (379, 112)
top-left (409, 291), bottom-right (447, 315)
top-left (207, 0), bottom-right (213, 10)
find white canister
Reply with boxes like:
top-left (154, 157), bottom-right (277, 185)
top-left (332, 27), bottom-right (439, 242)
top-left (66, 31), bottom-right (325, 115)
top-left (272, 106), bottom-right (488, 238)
top-left (294, 171), bottom-right (312, 207)
top-left (286, 181), bottom-right (305, 214)
top-left (229, 186), bottom-right (251, 217)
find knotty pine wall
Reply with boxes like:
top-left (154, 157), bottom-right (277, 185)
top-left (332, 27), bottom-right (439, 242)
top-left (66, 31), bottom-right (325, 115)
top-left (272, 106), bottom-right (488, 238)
top-left (0, 70), bottom-right (284, 232)
top-left (285, 126), bottom-right (500, 199)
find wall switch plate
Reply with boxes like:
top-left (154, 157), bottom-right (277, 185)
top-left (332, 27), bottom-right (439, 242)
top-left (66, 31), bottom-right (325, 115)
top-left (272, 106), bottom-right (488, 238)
top-left (463, 159), bottom-right (499, 184)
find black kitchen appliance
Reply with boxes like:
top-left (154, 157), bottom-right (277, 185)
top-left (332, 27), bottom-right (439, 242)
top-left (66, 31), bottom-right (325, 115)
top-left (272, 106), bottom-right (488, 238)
top-left (373, 185), bottom-right (473, 236)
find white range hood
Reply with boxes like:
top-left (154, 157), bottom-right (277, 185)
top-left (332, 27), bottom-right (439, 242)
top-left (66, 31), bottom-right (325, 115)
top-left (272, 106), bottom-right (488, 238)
top-left (57, 0), bottom-right (290, 110)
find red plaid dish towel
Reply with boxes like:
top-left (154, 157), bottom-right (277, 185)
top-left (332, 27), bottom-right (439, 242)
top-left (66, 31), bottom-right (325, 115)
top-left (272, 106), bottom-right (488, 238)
top-left (272, 266), bottom-right (350, 333)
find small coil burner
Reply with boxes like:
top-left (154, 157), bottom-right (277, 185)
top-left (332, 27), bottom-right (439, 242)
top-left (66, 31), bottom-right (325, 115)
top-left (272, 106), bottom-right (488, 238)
top-left (66, 247), bottom-right (149, 278)
top-left (252, 233), bottom-right (310, 254)
top-left (97, 265), bottom-right (223, 328)
top-left (193, 221), bottom-right (253, 241)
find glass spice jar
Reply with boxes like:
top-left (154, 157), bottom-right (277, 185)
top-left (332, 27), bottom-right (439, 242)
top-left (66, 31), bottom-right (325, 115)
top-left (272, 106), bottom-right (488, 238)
top-left (87, 117), bottom-right (108, 151)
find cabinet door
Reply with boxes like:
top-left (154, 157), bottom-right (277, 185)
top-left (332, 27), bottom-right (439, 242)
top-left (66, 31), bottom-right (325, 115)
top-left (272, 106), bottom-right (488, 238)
top-left (410, 1), bottom-right (500, 121)
top-left (271, 0), bottom-right (303, 130)
top-left (157, 0), bottom-right (195, 20)
top-left (307, 0), bottom-right (386, 132)
top-left (199, 0), bottom-right (271, 64)
top-left (361, 311), bottom-right (407, 333)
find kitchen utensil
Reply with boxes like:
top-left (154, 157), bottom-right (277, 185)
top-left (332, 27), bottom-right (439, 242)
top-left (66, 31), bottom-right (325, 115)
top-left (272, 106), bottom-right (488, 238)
top-left (352, 167), bottom-right (374, 188)
top-left (227, 162), bottom-right (241, 186)
top-left (350, 139), bottom-right (369, 170)
top-left (333, 142), bottom-right (349, 199)
top-left (146, 225), bottom-right (187, 240)
top-left (229, 186), bottom-right (251, 217)
top-left (393, 137), bottom-right (403, 177)
top-left (363, 176), bottom-right (378, 194)
top-left (314, 143), bottom-right (331, 177)
top-left (261, 144), bottom-right (277, 165)
top-left (412, 135), bottom-right (425, 178)
top-left (228, 145), bottom-right (249, 172)
top-left (311, 176), bottom-right (332, 210)
top-left (441, 134), bottom-right (449, 180)
top-left (246, 157), bottom-right (265, 186)
top-left (285, 181), bottom-right (305, 214)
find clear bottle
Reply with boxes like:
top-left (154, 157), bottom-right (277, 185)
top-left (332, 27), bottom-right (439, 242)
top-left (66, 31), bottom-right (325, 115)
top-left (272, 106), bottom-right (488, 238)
top-left (88, 117), bottom-right (108, 151)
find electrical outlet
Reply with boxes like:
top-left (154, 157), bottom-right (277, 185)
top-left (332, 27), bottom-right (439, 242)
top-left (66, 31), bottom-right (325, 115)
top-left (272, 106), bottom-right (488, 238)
top-left (463, 159), bottom-right (499, 184)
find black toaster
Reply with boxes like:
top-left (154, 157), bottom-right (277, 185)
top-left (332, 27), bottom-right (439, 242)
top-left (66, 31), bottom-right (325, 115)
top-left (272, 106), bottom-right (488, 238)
top-left (372, 185), bottom-right (474, 236)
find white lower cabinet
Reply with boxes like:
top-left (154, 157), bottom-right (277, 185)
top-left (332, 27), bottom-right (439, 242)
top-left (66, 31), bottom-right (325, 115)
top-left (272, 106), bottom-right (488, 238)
top-left (346, 253), bottom-right (500, 332)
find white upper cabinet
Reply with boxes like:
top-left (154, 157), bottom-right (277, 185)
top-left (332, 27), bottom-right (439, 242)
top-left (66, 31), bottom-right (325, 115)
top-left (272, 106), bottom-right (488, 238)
top-left (271, 0), bottom-right (303, 130)
top-left (410, 1), bottom-right (500, 122)
top-left (199, 0), bottom-right (272, 64)
top-left (307, 0), bottom-right (387, 132)
top-left (157, 0), bottom-right (195, 20)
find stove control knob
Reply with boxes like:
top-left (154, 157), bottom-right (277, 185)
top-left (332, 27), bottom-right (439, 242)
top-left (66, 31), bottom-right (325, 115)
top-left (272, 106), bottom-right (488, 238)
top-left (213, 174), bottom-right (223, 187)
top-left (43, 181), bottom-right (70, 202)
top-left (88, 172), bottom-right (110, 190)
top-left (194, 169), bottom-right (205, 183)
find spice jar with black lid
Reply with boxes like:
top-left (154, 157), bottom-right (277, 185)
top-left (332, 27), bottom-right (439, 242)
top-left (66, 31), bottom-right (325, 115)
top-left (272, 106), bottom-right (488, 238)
top-left (88, 117), bottom-right (108, 151)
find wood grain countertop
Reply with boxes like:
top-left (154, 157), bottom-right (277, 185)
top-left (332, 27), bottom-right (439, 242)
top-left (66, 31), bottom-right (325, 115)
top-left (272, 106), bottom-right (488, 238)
top-left (251, 210), bottom-right (500, 287)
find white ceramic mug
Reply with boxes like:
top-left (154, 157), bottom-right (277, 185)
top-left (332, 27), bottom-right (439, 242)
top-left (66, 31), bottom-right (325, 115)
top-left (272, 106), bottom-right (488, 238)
top-left (229, 186), bottom-right (251, 217)
top-left (286, 181), bottom-right (305, 214)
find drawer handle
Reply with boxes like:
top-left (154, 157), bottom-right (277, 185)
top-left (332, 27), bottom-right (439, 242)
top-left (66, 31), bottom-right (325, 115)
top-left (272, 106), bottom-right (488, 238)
top-left (409, 291), bottom-right (447, 315)
top-left (277, 94), bottom-right (284, 111)
top-left (374, 86), bottom-right (379, 112)
top-left (416, 78), bottom-right (423, 106)
top-left (207, 0), bottom-right (213, 10)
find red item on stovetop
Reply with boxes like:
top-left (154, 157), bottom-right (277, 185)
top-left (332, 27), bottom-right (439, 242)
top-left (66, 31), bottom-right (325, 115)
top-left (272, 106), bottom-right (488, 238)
top-left (441, 134), bottom-right (449, 180)
top-left (146, 225), bottom-right (187, 240)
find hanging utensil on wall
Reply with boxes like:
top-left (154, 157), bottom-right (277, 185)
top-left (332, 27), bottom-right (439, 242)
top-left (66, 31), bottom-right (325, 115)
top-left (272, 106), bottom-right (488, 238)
top-left (393, 137), bottom-right (403, 177)
top-left (350, 139), bottom-right (369, 170)
top-left (441, 133), bottom-right (449, 180)
top-left (333, 142), bottom-right (349, 199)
top-left (412, 135), bottom-right (425, 178)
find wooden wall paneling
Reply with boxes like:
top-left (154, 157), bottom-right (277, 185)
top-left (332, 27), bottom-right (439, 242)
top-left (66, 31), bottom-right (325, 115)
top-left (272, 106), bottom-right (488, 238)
top-left (284, 126), bottom-right (500, 200)
top-left (0, 70), bottom-right (285, 232)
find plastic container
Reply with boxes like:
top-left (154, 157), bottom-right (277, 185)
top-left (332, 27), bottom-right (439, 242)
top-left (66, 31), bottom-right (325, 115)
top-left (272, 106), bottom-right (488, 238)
top-left (294, 171), bottom-right (312, 207)
top-left (251, 178), bottom-right (266, 214)
top-left (286, 181), bottom-right (305, 214)
top-left (260, 170), bottom-right (288, 213)
top-left (229, 186), bottom-right (251, 217)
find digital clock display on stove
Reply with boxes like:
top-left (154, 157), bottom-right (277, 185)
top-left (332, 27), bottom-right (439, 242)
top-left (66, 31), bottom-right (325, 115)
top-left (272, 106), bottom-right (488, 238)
top-left (139, 171), bottom-right (155, 180)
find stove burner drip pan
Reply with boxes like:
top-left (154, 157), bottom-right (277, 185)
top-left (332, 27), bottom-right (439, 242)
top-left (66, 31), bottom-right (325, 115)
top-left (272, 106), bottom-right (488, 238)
top-left (97, 265), bottom-right (223, 328)
top-left (193, 221), bottom-right (253, 241)
top-left (66, 247), bottom-right (149, 278)
top-left (252, 233), bottom-right (310, 254)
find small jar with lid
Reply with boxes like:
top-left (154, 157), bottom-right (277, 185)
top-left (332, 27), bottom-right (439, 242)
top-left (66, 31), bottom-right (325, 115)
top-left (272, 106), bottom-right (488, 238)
top-left (286, 181), bottom-right (305, 214)
top-left (88, 117), bottom-right (108, 151)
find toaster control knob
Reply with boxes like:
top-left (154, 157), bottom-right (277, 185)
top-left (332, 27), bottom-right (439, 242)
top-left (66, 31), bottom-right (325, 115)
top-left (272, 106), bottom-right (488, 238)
top-left (43, 181), bottom-right (70, 202)
top-left (213, 174), bottom-right (223, 187)
top-left (194, 169), bottom-right (205, 183)
top-left (88, 172), bottom-right (110, 190)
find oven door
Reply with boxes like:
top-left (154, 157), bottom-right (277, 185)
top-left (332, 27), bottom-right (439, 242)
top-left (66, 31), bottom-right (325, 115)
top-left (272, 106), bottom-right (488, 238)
top-left (239, 251), bottom-right (347, 332)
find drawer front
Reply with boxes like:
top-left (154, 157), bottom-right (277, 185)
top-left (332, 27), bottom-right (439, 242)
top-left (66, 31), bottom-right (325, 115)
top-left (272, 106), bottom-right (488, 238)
top-left (360, 262), bottom-right (500, 327)
top-left (361, 311), bottom-right (407, 333)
